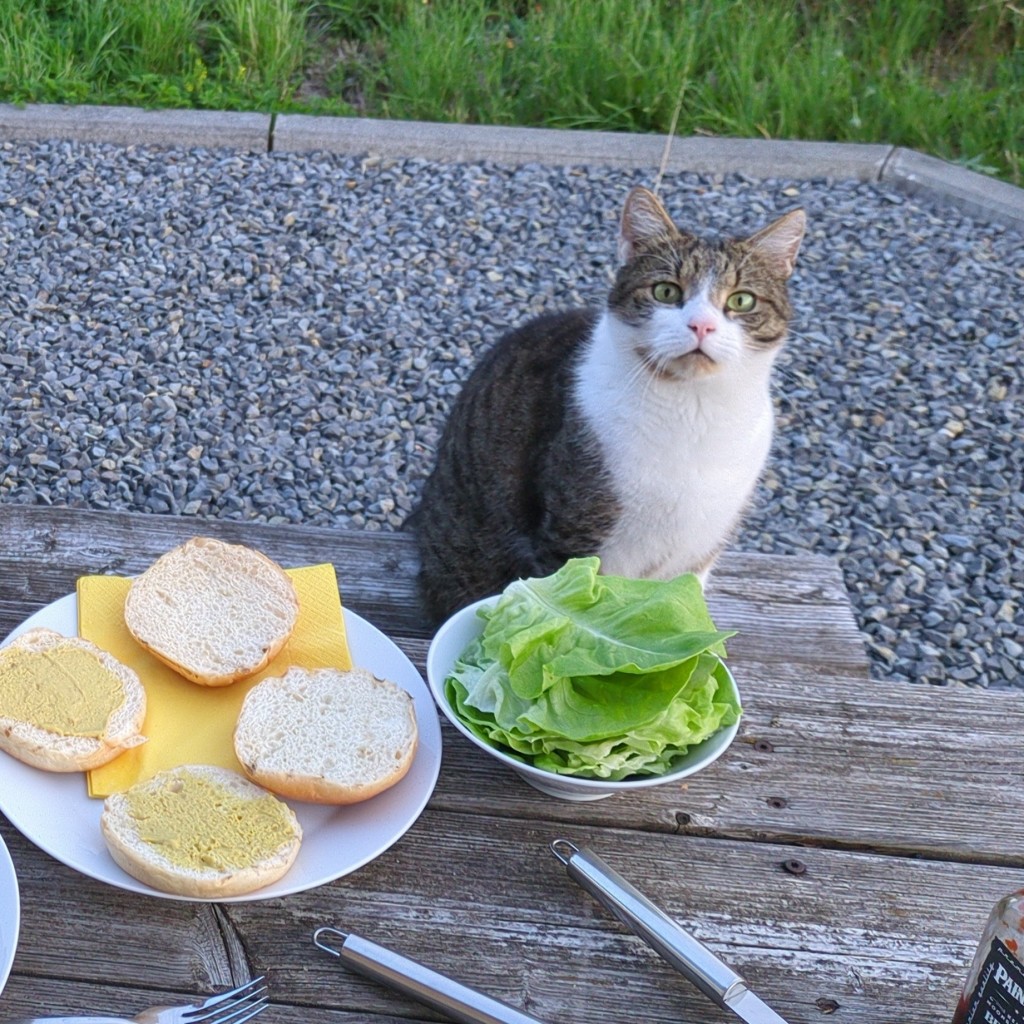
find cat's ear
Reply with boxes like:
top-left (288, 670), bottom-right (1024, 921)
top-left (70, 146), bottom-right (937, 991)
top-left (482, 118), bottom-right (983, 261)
top-left (745, 209), bottom-right (806, 279)
top-left (618, 187), bottom-right (679, 263)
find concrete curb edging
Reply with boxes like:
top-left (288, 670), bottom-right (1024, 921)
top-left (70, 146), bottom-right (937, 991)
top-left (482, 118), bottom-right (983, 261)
top-left (879, 147), bottom-right (1024, 233)
top-left (0, 104), bottom-right (271, 153)
top-left (2, 103), bottom-right (1021, 233)
top-left (273, 113), bottom-right (895, 181)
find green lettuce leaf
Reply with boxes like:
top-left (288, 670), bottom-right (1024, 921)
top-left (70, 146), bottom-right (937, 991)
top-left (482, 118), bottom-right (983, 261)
top-left (443, 557), bottom-right (741, 780)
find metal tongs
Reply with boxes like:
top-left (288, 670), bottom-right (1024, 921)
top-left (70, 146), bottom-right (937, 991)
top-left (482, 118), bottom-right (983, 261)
top-left (313, 840), bottom-right (790, 1024)
top-left (551, 839), bottom-right (790, 1024)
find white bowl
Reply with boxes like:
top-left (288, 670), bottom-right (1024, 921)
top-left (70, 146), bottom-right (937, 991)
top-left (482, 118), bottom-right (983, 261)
top-left (425, 597), bottom-right (741, 802)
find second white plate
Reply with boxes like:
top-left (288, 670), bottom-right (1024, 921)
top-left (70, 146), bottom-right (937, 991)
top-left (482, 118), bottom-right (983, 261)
top-left (0, 832), bottom-right (18, 997)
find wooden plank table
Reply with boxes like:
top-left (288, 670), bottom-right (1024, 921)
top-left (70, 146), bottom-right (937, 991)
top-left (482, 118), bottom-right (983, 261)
top-left (1, 503), bottom-right (1021, 1024)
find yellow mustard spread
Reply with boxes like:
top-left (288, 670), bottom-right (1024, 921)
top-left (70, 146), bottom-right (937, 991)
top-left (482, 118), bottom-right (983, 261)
top-left (0, 644), bottom-right (123, 736)
top-left (127, 771), bottom-right (294, 870)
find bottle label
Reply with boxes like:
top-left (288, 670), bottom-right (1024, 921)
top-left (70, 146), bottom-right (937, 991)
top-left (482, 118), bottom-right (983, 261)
top-left (962, 939), bottom-right (1024, 1024)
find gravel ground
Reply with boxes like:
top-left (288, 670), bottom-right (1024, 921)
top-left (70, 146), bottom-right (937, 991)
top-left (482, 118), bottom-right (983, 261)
top-left (0, 138), bottom-right (1021, 689)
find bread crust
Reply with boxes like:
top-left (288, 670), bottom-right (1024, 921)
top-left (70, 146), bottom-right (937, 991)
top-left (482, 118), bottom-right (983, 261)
top-left (234, 667), bottom-right (419, 805)
top-left (0, 627), bottom-right (147, 772)
top-left (100, 764), bottom-right (302, 898)
top-left (124, 537), bottom-right (299, 687)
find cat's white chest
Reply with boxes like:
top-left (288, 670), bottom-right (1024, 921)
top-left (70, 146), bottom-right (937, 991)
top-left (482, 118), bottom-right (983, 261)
top-left (574, 313), bottom-right (777, 580)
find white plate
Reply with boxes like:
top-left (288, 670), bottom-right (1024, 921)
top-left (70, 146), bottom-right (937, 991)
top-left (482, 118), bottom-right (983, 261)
top-left (0, 832), bottom-right (18, 997)
top-left (0, 594), bottom-right (442, 903)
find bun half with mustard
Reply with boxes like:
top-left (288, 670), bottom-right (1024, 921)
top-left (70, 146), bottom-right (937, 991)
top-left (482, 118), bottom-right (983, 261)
top-left (100, 763), bottom-right (302, 898)
top-left (124, 536), bottom-right (300, 687)
top-left (234, 667), bottom-right (419, 804)
top-left (0, 627), bottom-right (147, 772)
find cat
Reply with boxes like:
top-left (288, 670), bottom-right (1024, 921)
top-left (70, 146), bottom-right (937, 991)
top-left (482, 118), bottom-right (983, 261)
top-left (410, 185), bottom-right (805, 624)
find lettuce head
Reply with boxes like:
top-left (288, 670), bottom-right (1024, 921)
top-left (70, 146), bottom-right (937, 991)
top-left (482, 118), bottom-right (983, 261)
top-left (443, 557), bottom-right (741, 780)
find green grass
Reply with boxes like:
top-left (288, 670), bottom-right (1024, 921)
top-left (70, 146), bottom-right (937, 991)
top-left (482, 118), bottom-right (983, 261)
top-left (0, 0), bottom-right (1021, 184)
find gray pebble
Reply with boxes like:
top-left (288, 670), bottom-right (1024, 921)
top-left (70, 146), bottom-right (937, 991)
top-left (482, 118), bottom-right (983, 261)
top-left (0, 138), bottom-right (1021, 690)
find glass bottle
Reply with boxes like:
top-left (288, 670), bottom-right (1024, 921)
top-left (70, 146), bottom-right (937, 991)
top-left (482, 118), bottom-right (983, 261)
top-left (952, 888), bottom-right (1024, 1023)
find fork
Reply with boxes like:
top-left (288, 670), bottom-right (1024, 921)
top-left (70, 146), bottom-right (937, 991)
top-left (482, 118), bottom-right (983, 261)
top-left (3, 975), bottom-right (268, 1024)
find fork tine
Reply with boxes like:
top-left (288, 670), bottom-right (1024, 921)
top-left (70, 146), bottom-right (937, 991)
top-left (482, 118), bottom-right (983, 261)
top-left (188, 976), bottom-right (266, 1014)
top-left (183, 977), bottom-right (268, 1023)
top-left (207, 997), bottom-right (269, 1024)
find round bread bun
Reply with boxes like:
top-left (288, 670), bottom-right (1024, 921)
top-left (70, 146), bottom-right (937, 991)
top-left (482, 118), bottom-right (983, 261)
top-left (234, 666), bottom-right (419, 804)
top-left (0, 627), bottom-right (147, 772)
top-left (100, 764), bottom-right (302, 898)
top-left (124, 536), bottom-right (299, 687)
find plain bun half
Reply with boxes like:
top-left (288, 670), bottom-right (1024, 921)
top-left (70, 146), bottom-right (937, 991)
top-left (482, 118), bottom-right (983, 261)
top-left (124, 536), bottom-right (299, 687)
top-left (234, 666), bottom-right (419, 804)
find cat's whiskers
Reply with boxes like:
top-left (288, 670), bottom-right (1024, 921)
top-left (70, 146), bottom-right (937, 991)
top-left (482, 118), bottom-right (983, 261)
top-left (757, 329), bottom-right (818, 428)
top-left (783, 327), bottom-right (813, 345)
top-left (623, 347), bottom-right (662, 404)
top-left (774, 329), bottom-right (816, 381)
top-left (647, 351), bottom-right (685, 391)
top-left (632, 345), bottom-right (711, 391)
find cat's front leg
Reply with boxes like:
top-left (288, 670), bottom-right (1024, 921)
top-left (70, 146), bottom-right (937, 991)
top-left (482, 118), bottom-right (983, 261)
top-left (524, 502), bottom-right (617, 579)
top-left (516, 439), bottom-right (621, 578)
top-left (506, 532), bottom-right (564, 579)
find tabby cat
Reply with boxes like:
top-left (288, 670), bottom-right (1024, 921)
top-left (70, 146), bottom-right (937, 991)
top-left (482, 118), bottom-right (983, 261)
top-left (411, 185), bottom-right (805, 624)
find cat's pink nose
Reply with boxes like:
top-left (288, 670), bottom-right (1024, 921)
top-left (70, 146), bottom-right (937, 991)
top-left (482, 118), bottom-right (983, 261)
top-left (689, 316), bottom-right (717, 343)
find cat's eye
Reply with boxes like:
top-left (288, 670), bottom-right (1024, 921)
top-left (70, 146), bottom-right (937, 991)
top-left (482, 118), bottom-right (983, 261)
top-left (652, 282), bottom-right (682, 304)
top-left (726, 290), bottom-right (757, 313)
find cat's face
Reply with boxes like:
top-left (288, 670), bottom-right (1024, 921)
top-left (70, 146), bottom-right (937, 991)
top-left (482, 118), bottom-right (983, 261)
top-left (608, 187), bottom-right (805, 381)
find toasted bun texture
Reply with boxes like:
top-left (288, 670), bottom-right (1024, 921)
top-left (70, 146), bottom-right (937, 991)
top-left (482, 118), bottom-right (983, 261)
top-left (124, 536), bottom-right (299, 687)
top-left (0, 627), bottom-right (147, 772)
top-left (234, 667), bottom-right (419, 804)
top-left (100, 763), bottom-right (302, 898)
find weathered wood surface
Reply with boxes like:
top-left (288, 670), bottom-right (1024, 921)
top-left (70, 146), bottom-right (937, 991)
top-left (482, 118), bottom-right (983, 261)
top-left (1, 504), bottom-right (1022, 1024)
top-left (0, 503), bottom-right (869, 668)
